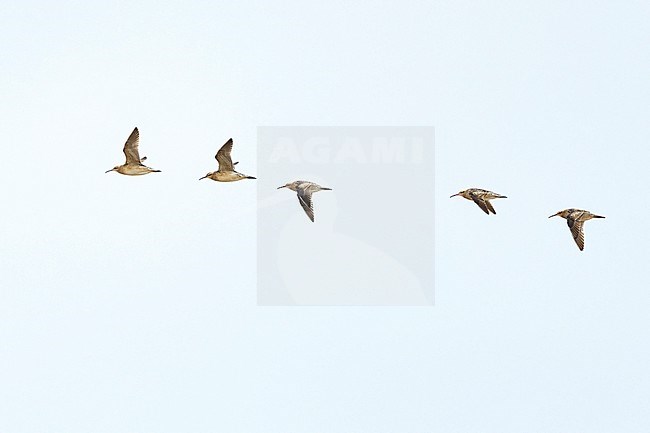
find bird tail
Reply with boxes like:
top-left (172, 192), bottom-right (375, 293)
top-left (322, 187), bottom-right (333, 191)
top-left (246, 176), bottom-right (257, 179)
top-left (593, 215), bottom-right (605, 219)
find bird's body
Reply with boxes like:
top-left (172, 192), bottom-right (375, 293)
top-left (105, 127), bottom-right (161, 176)
top-left (549, 208), bottom-right (605, 251)
top-left (278, 180), bottom-right (332, 222)
top-left (207, 171), bottom-right (250, 182)
top-left (200, 138), bottom-right (256, 182)
top-left (450, 188), bottom-right (507, 215)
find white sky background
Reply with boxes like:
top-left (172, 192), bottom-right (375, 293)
top-left (1, 1), bottom-right (649, 432)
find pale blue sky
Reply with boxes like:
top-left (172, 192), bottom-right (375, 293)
top-left (1, 1), bottom-right (649, 432)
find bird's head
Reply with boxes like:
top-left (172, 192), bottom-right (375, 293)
top-left (450, 190), bottom-right (466, 198)
top-left (199, 172), bottom-right (214, 181)
top-left (548, 210), bottom-right (566, 219)
top-left (277, 181), bottom-right (298, 190)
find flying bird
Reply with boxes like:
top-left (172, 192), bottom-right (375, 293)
top-left (549, 208), bottom-right (605, 251)
top-left (278, 180), bottom-right (332, 222)
top-left (450, 188), bottom-right (507, 215)
top-left (105, 127), bottom-right (161, 175)
top-left (199, 138), bottom-right (256, 182)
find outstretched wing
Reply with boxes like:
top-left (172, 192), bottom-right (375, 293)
top-left (215, 138), bottom-right (235, 171)
top-left (123, 127), bottom-right (141, 165)
top-left (485, 200), bottom-right (496, 214)
top-left (297, 188), bottom-right (315, 222)
top-left (567, 216), bottom-right (585, 251)
top-left (470, 192), bottom-right (490, 215)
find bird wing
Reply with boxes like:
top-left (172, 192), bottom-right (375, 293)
top-left (123, 127), bottom-right (141, 165)
top-left (567, 216), bottom-right (585, 251)
top-left (485, 200), bottom-right (496, 214)
top-left (215, 138), bottom-right (235, 171)
top-left (297, 187), bottom-right (315, 222)
top-left (469, 192), bottom-right (490, 215)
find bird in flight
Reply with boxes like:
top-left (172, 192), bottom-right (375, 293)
top-left (199, 138), bottom-right (256, 182)
top-left (549, 208), bottom-right (605, 251)
top-left (450, 188), bottom-right (507, 215)
top-left (278, 180), bottom-right (332, 222)
top-left (105, 127), bottom-right (161, 175)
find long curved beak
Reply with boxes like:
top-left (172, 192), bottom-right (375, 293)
top-left (199, 175), bottom-right (208, 180)
top-left (450, 193), bottom-right (460, 198)
top-left (277, 185), bottom-right (286, 189)
top-left (548, 213), bottom-right (559, 218)
top-left (105, 168), bottom-right (114, 173)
